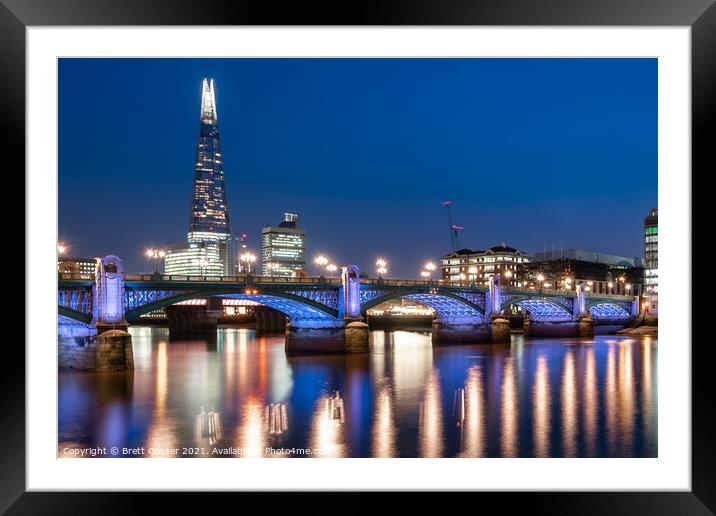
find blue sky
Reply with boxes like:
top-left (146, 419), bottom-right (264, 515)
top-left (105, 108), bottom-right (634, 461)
top-left (59, 58), bottom-right (656, 276)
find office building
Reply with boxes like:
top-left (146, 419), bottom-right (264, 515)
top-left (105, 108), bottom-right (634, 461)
top-left (440, 243), bottom-right (531, 286)
top-left (643, 208), bottom-right (658, 314)
top-left (522, 249), bottom-right (644, 296)
top-left (163, 241), bottom-right (223, 276)
top-left (58, 257), bottom-right (96, 278)
top-left (262, 213), bottom-right (306, 277)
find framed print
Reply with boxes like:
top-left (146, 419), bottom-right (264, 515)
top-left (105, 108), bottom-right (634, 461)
top-left (6, 0), bottom-right (715, 512)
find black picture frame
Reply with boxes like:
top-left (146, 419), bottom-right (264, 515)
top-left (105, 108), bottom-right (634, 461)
top-left (6, 0), bottom-right (714, 512)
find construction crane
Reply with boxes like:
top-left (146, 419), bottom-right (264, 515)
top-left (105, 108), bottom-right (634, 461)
top-left (441, 201), bottom-right (463, 252)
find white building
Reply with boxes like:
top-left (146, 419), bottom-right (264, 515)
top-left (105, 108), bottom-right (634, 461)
top-left (163, 240), bottom-right (224, 276)
top-left (262, 213), bottom-right (306, 277)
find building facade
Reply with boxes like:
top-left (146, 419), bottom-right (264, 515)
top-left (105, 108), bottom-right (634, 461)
top-left (163, 241), bottom-right (224, 276)
top-left (643, 208), bottom-right (658, 314)
top-left (58, 257), bottom-right (96, 278)
top-left (521, 249), bottom-right (644, 296)
top-left (440, 243), bottom-right (531, 286)
top-left (262, 213), bottom-right (306, 277)
top-left (164, 78), bottom-right (235, 276)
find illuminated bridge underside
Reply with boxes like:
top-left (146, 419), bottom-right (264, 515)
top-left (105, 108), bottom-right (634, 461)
top-left (221, 294), bottom-right (342, 328)
top-left (513, 299), bottom-right (573, 321)
top-left (587, 303), bottom-right (631, 320)
top-left (404, 293), bottom-right (484, 323)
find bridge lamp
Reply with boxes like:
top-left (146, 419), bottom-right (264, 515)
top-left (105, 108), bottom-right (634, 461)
top-left (377, 266), bottom-right (387, 277)
top-left (145, 248), bottom-right (165, 273)
top-left (326, 263), bottom-right (338, 277)
top-left (421, 270), bottom-right (430, 278)
top-left (315, 255), bottom-right (329, 268)
top-left (585, 286), bottom-right (591, 292)
top-left (376, 258), bottom-right (387, 268)
top-left (424, 262), bottom-right (436, 272)
top-left (58, 244), bottom-right (66, 255)
top-left (240, 252), bottom-right (257, 274)
top-left (625, 284), bottom-right (631, 291)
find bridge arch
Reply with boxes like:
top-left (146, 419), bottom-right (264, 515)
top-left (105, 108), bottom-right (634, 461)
top-left (501, 296), bottom-right (573, 319)
top-left (360, 289), bottom-right (485, 319)
top-left (124, 288), bottom-right (340, 323)
top-left (58, 306), bottom-right (93, 325)
top-left (585, 302), bottom-right (631, 320)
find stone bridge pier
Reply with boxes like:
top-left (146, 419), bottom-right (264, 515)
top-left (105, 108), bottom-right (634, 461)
top-left (59, 255), bottom-right (134, 372)
top-left (432, 274), bottom-right (510, 345)
top-left (522, 283), bottom-right (594, 338)
top-left (285, 265), bottom-right (369, 355)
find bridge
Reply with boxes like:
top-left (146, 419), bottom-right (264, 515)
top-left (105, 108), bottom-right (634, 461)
top-left (58, 255), bottom-right (638, 354)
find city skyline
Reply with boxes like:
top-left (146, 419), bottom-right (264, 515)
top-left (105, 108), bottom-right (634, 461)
top-left (58, 58), bottom-right (657, 276)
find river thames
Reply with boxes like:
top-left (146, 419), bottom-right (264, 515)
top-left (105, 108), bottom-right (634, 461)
top-left (58, 327), bottom-right (657, 458)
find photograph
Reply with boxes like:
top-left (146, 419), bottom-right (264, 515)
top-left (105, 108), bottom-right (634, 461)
top-left (56, 57), bottom-right (658, 459)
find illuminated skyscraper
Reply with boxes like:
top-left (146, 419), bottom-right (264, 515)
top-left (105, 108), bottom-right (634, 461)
top-left (643, 208), bottom-right (658, 314)
top-left (188, 78), bottom-right (231, 243)
top-left (262, 213), bottom-right (306, 277)
top-left (164, 78), bottom-right (232, 276)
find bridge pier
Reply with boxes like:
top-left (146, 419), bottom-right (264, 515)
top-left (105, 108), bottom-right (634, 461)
top-left (523, 316), bottom-right (595, 338)
top-left (285, 319), bottom-right (369, 354)
top-left (254, 306), bottom-right (288, 332)
top-left (285, 265), bottom-right (369, 354)
top-left (166, 297), bottom-right (223, 338)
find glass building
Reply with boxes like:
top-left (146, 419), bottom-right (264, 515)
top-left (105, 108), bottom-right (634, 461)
top-left (164, 241), bottom-right (223, 277)
top-left (164, 78), bottom-right (235, 276)
top-left (262, 213), bottom-right (306, 277)
top-left (188, 78), bottom-right (231, 243)
top-left (643, 208), bottom-right (658, 314)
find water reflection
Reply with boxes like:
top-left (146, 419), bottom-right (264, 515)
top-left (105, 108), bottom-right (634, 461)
top-left (532, 355), bottom-right (551, 457)
top-left (458, 366), bottom-right (485, 457)
top-left (310, 392), bottom-right (346, 458)
top-left (500, 359), bottom-right (518, 457)
top-left (58, 328), bottom-right (657, 458)
top-left (561, 350), bottom-right (577, 457)
top-left (419, 371), bottom-right (444, 457)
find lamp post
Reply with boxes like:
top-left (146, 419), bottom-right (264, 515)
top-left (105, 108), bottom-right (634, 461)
top-left (326, 263), bottom-right (338, 278)
top-left (314, 255), bottom-right (329, 276)
top-left (376, 258), bottom-right (387, 279)
top-left (536, 273), bottom-right (545, 291)
top-left (146, 248), bottom-right (165, 274)
top-left (58, 243), bottom-right (66, 256)
top-left (240, 252), bottom-right (257, 275)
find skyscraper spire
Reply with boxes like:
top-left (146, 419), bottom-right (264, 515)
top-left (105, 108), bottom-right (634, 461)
top-left (200, 78), bottom-right (217, 121)
top-left (188, 77), bottom-right (230, 241)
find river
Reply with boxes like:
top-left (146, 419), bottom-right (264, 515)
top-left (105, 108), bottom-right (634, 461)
top-left (58, 327), bottom-right (657, 458)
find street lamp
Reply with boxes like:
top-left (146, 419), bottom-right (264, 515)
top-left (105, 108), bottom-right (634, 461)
top-left (326, 263), bottom-right (338, 278)
top-left (536, 273), bottom-right (545, 290)
top-left (421, 270), bottom-right (430, 279)
top-left (146, 248), bottom-right (165, 273)
top-left (240, 252), bottom-right (257, 274)
top-left (58, 243), bottom-right (66, 256)
top-left (314, 255), bottom-right (328, 276)
top-left (376, 258), bottom-right (387, 278)
top-left (424, 262), bottom-right (436, 272)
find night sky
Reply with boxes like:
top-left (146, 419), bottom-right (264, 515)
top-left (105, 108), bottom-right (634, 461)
top-left (59, 58), bottom-right (656, 276)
